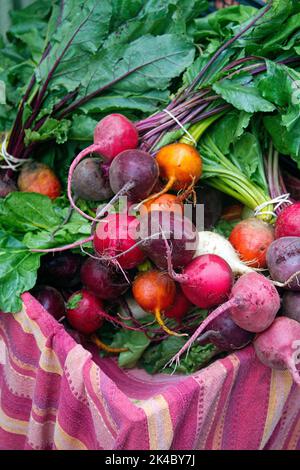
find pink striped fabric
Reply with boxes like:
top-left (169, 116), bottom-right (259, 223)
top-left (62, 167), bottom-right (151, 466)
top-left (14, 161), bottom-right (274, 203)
top-left (0, 293), bottom-right (299, 450)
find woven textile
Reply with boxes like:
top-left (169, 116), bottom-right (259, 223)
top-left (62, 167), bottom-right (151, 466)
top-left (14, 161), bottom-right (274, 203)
top-left (0, 293), bottom-right (299, 450)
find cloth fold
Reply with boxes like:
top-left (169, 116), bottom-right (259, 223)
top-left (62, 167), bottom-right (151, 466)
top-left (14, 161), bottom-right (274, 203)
top-left (0, 293), bottom-right (299, 450)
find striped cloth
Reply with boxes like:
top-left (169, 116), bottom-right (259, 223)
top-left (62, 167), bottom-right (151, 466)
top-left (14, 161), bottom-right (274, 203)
top-left (0, 293), bottom-right (299, 450)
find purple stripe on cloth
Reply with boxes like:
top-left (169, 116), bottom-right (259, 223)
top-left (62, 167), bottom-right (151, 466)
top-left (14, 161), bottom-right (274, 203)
top-left (0, 294), bottom-right (299, 450)
top-left (221, 347), bottom-right (271, 450)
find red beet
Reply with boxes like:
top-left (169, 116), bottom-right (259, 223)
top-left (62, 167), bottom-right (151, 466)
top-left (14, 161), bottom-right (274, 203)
top-left (198, 311), bottom-right (254, 351)
top-left (66, 289), bottom-right (104, 335)
top-left (94, 114), bottom-right (138, 163)
top-left (164, 285), bottom-right (192, 323)
top-left (93, 213), bottom-right (145, 269)
top-left (138, 210), bottom-right (198, 270)
top-left (179, 254), bottom-right (234, 309)
top-left (254, 317), bottom-right (300, 385)
top-left (275, 202), bottom-right (300, 238)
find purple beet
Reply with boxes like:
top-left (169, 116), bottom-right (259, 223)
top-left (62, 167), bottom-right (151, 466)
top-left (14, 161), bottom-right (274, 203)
top-left (39, 252), bottom-right (82, 288)
top-left (80, 257), bottom-right (129, 300)
top-left (138, 210), bottom-right (198, 270)
top-left (72, 158), bottom-right (113, 201)
top-left (282, 291), bottom-right (300, 323)
top-left (31, 285), bottom-right (65, 320)
top-left (0, 170), bottom-right (17, 198)
top-left (198, 311), bottom-right (255, 351)
top-left (109, 149), bottom-right (159, 201)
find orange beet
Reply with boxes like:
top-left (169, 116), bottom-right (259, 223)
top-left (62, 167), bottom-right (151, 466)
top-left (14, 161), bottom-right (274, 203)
top-left (132, 270), bottom-right (182, 336)
top-left (142, 143), bottom-right (202, 205)
top-left (18, 162), bottom-right (61, 199)
top-left (156, 143), bottom-right (202, 191)
top-left (229, 218), bottom-right (274, 268)
top-left (142, 193), bottom-right (183, 215)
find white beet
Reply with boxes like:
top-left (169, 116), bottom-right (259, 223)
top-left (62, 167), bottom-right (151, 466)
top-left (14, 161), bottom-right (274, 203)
top-left (194, 231), bottom-right (254, 276)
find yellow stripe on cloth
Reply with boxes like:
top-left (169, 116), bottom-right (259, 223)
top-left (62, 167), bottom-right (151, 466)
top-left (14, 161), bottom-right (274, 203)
top-left (136, 395), bottom-right (173, 450)
top-left (54, 421), bottom-right (87, 450)
top-left (12, 305), bottom-right (35, 334)
top-left (0, 391), bottom-right (28, 436)
top-left (38, 346), bottom-right (63, 376)
top-left (212, 354), bottom-right (240, 450)
top-left (32, 403), bottom-right (57, 418)
top-left (12, 306), bottom-right (63, 376)
top-left (260, 369), bottom-right (293, 449)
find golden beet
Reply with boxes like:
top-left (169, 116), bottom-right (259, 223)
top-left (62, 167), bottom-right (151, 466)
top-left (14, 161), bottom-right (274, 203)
top-left (18, 161), bottom-right (61, 199)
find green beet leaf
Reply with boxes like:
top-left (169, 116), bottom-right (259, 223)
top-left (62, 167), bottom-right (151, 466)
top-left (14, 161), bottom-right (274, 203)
top-left (110, 329), bottom-right (151, 369)
top-left (0, 192), bottom-right (61, 233)
top-left (141, 336), bottom-right (216, 374)
top-left (264, 113), bottom-right (300, 169)
top-left (0, 231), bottom-right (41, 313)
top-left (212, 74), bottom-right (276, 113)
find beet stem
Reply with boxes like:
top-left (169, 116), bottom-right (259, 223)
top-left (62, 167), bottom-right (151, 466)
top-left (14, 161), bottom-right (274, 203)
top-left (91, 334), bottom-right (128, 354)
top-left (161, 227), bottom-right (189, 284)
top-left (272, 271), bottom-right (300, 289)
top-left (154, 308), bottom-right (187, 337)
top-left (185, 1), bottom-right (273, 93)
top-left (31, 235), bottom-right (94, 253)
top-left (166, 298), bottom-right (239, 368)
top-left (95, 180), bottom-right (135, 220)
top-left (141, 176), bottom-right (175, 205)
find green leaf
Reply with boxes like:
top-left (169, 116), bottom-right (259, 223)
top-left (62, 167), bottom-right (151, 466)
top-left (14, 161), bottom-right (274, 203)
top-left (38, 140), bottom-right (83, 187)
top-left (188, 5), bottom-right (256, 43)
top-left (254, 12), bottom-right (300, 55)
top-left (141, 336), bottom-right (216, 374)
top-left (238, 0), bottom-right (296, 55)
top-left (257, 61), bottom-right (294, 107)
top-left (108, 0), bottom-right (208, 43)
top-left (231, 132), bottom-right (266, 189)
top-left (23, 212), bottom-right (91, 250)
top-left (0, 192), bottom-right (91, 250)
top-left (77, 90), bottom-right (169, 116)
top-left (109, 329), bottom-right (151, 369)
top-left (0, 231), bottom-right (41, 313)
top-left (213, 74), bottom-right (276, 113)
top-left (67, 293), bottom-right (83, 310)
top-left (24, 118), bottom-right (71, 145)
top-left (214, 219), bottom-right (240, 238)
top-left (207, 110), bottom-right (252, 155)
top-left (0, 81), bottom-right (6, 105)
top-left (282, 105), bottom-right (300, 131)
top-left (61, 34), bottom-right (195, 101)
top-left (36, 0), bottom-right (113, 89)
top-left (68, 115), bottom-right (101, 142)
top-left (264, 113), bottom-right (300, 168)
top-left (8, 0), bottom-right (52, 63)
top-left (0, 192), bottom-right (61, 233)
